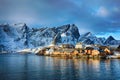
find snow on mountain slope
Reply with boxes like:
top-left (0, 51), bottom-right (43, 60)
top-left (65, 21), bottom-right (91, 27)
top-left (0, 23), bottom-right (29, 51)
top-left (58, 24), bottom-right (80, 45)
top-left (104, 36), bottom-right (120, 45)
top-left (78, 32), bottom-right (104, 45)
top-left (0, 23), bottom-right (80, 51)
top-left (28, 24), bottom-right (80, 47)
top-left (79, 33), bottom-right (120, 45)
top-left (0, 23), bottom-right (119, 52)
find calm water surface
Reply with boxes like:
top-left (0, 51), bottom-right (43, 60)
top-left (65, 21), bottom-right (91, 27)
top-left (0, 53), bottom-right (120, 80)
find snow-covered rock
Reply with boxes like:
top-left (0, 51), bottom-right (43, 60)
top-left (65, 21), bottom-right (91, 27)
top-left (104, 36), bottom-right (120, 45)
top-left (1, 23), bottom-right (119, 52)
top-left (0, 23), bottom-right (29, 51)
top-left (78, 32), bottom-right (104, 45)
top-left (0, 23), bottom-right (80, 51)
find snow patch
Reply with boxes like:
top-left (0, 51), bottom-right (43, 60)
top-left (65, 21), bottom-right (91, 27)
top-left (61, 33), bottom-right (66, 37)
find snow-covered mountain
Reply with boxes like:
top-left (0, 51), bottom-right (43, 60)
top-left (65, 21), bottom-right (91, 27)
top-left (0, 23), bottom-right (120, 52)
top-left (0, 23), bottom-right (80, 51)
top-left (104, 36), bottom-right (120, 45)
top-left (78, 32), bottom-right (120, 45)
top-left (0, 23), bottom-right (29, 51)
top-left (28, 24), bottom-right (80, 47)
top-left (58, 24), bottom-right (80, 44)
top-left (78, 32), bottom-right (105, 45)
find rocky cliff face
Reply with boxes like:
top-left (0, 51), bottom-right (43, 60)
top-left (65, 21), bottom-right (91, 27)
top-left (0, 23), bottom-right (80, 51)
top-left (28, 24), bottom-right (80, 47)
top-left (104, 36), bottom-right (120, 45)
top-left (0, 23), bottom-right (120, 52)
top-left (0, 23), bottom-right (29, 51)
top-left (78, 32), bottom-right (105, 45)
top-left (78, 32), bottom-right (120, 45)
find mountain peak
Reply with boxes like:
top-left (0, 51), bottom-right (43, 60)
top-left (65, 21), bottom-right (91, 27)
top-left (83, 32), bottom-right (93, 37)
top-left (14, 23), bottom-right (27, 27)
top-left (107, 36), bottom-right (115, 40)
top-left (104, 36), bottom-right (116, 45)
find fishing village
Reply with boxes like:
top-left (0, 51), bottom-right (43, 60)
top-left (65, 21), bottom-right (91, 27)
top-left (36, 41), bottom-right (120, 59)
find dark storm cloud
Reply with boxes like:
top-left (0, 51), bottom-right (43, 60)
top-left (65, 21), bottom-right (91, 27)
top-left (0, 0), bottom-right (120, 38)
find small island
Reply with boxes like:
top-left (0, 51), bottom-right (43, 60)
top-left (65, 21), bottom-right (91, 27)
top-left (36, 41), bottom-right (120, 59)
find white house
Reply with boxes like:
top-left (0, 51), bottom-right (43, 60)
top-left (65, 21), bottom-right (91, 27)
top-left (75, 42), bottom-right (84, 49)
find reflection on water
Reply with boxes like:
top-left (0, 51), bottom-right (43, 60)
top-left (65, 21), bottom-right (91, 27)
top-left (0, 53), bottom-right (120, 80)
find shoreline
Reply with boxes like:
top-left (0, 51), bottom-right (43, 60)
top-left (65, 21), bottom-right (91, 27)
top-left (0, 52), bottom-right (120, 59)
top-left (37, 53), bottom-right (120, 59)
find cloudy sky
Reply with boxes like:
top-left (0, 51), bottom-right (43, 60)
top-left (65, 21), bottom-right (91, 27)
top-left (0, 0), bottom-right (120, 39)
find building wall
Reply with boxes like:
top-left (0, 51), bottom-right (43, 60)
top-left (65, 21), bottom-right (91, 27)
top-left (75, 44), bottom-right (83, 49)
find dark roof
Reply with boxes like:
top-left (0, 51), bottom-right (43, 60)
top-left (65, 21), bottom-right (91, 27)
top-left (99, 46), bottom-right (108, 49)
top-left (86, 47), bottom-right (94, 50)
top-left (62, 44), bottom-right (75, 48)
